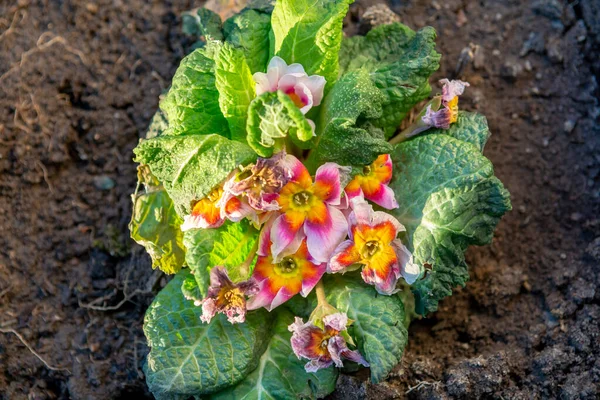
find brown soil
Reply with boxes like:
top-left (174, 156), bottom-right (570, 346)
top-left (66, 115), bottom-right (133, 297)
top-left (1, 0), bottom-right (598, 399)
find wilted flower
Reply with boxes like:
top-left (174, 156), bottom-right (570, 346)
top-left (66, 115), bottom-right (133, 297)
top-left (328, 200), bottom-right (420, 294)
top-left (197, 266), bottom-right (258, 324)
top-left (422, 79), bottom-right (470, 129)
top-left (270, 155), bottom-right (348, 263)
top-left (181, 187), bottom-right (226, 231)
top-left (246, 238), bottom-right (326, 311)
top-left (288, 312), bottom-right (369, 373)
top-left (221, 151), bottom-right (292, 213)
top-left (345, 154), bottom-right (398, 210)
top-left (254, 56), bottom-right (326, 115)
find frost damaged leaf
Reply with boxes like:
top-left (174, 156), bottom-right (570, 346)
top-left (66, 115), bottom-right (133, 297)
top-left (271, 0), bottom-right (351, 92)
top-left (325, 275), bottom-right (408, 383)
top-left (211, 309), bottom-right (338, 399)
top-left (306, 69), bottom-right (392, 171)
top-left (339, 23), bottom-right (441, 137)
top-left (160, 47), bottom-right (230, 137)
top-left (130, 182), bottom-right (185, 275)
top-left (389, 134), bottom-right (511, 315)
top-left (247, 91), bottom-right (314, 157)
top-left (214, 42), bottom-right (256, 142)
top-left (144, 270), bottom-right (274, 398)
top-left (133, 134), bottom-right (257, 215)
top-left (223, 9), bottom-right (272, 73)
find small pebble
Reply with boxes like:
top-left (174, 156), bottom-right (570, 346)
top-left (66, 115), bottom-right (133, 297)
top-left (94, 176), bottom-right (115, 190)
top-left (524, 60), bottom-right (533, 71)
top-left (564, 120), bottom-right (576, 133)
top-left (560, 253), bottom-right (567, 260)
top-left (492, 49), bottom-right (501, 56)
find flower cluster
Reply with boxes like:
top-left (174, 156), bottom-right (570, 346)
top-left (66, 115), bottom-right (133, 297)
top-left (188, 58), bottom-right (423, 373)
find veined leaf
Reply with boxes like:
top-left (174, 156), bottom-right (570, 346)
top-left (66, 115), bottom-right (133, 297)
top-left (247, 91), bottom-right (314, 157)
top-left (305, 69), bottom-right (392, 171)
top-left (339, 23), bottom-right (441, 137)
top-left (183, 227), bottom-right (221, 299)
top-left (389, 134), bottom-right (511, 315)
top-left (133, 134), bottom-right (257, 215)
top-left (325, 275), bottom-right (408, 383)
top-left (214, 42), bottom-right (256, 142)
top-left (423, 111), bottom-right (491, 152)
top-left (223, 9), bottom-right (272, 73)
top-left (160, 47), bottom-right (230, 137)
top-left (144, 270), bottom-right (274, 398)
top-left (146, 109), bottom-right (169, 139)
top-left (183, 8), bottom-right (224, 41)
top-left (211, 309), bottom-right (338, 399)
top-left (271, 0), bottom-right (352, 92)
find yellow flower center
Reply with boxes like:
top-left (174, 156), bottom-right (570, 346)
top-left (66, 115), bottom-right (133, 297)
top-left (361, 240), bottom-right (380, 259)
top-left (217, 287), bottom-right (245, 309)
top-left (292, 191), bottom-right (311, 207)
top-left (362, 165), bottom-right (372, 176)
top-left (207, 187), bottom-right (223, 203)
top-left (274, 257), bottom-right (299, 277)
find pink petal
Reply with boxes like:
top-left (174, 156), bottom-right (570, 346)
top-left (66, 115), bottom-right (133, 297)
top-left (314, 162), bottom-right (346, 205)
top-left (304, 75), bottom-right (326, 106)
top-left (422, 105), bottom-right (451, 129)
top-left (305, 205), bottom-right (348, 263)
top-left (270, 213), bottom-right (305, 261)
top-left (253, 72), bottom-right (272, 95)
top-left (265, 56), bottom-right (288, 90)
top-left (369, 210), bottom-right (405, 237)
top-left (278, 74), bottom-right (299, 93)
top-left (281, 154), bottom-right (310, 184)
top-left (284, 63), bottom-right (307, 75)
top-left (327, 240), bottom-right (359, 273)
top-left (257, 214), bottom-right (275, 257)
top-left (269, 286), bottom-right (296, 310)
top-left (392, 239), bottom-right (421, 284)
top-left (361, 259), bottom-right (401, 295)
top-left (200, 298), bottom-right (217, 324)
top-left (440, 78), bottom-right (470, 102)
top-left (300, 262), bottom-right (326, 297)
top-left (245, 283), bottom-right (275, 310)
top-left (323, 313), bottom-right (348, 332)
top-left (365, 183), bottom-right (399, 210)
top-left (296, 83), bottom-right (314, 114)
top-left (180, 213), bottom-right (225, 231)
top-left (348, 198), bottom-right (373, 227)
top-left (305, 359), bottom-right (334, 373)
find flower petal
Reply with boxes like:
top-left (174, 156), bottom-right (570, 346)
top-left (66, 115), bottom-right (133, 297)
top-left (305, 205), bottom-right (348, 263)
top-left (181, 198), bottom-right (225, 231)
top-left (364, 183), bottom-right (399, 210)
top-left (422, 104), bottom-right (452, 129)
top-left (373, 154), bottom-right (393, 185)
top-left (304, 359), bottom-right (334, 373)
top-left (253, 71), bottom-right (272, 95)
top-left (296, 83), bottom-right (314, 114)
top-left (314, 162), bottom-right (346, 205)
top-left (285, 63), bottom-right (307, 76)
top-left (361, 245), bottom-right (400, 295)
top-left (392, 239), bottom-right (421, 284)
top-left (270, 212), bottom-right (305, 261)
top-left (200, 298), bottom-right (217, 324)
top-left (304, 75), bottom-right (326, 106)
top-left (281, 154), bottom-right (312, 188)
top-left (440, 78), bottom-right (470, 102)
top-left (323, 313), bottom-right (348, 332)
top-left (328, 240), bottom-right (360, 273)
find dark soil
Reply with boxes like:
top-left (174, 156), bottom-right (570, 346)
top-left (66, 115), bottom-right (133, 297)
top-left (1, 0), bottom-right (599, 399)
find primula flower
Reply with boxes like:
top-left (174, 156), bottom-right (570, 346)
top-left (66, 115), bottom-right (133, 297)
top-left (270, 156), bottom-right (348, 263)
top-left (197, 266), bottom-right (259, 324)
top-left (328, 200), bottom-right (420, 294)
top-left (254, 56), bottom-right (326, 115)
top-left (220, 151), bottom-right (292, 213)
top-left (181, 187), bottom-right (226, 231)
top-left (422, 79), bottom-right (470, 129)
top-left (345, 154), bottom-right (399, 210)
top-left (247, 238), bottom-right (325, 311)
top-left (288, 313), bottom-right (369, 373)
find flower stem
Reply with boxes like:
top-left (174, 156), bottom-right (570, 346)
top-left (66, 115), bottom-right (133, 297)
top-left (239, 241), bottom-right (258, 278)
top-left (388, 126), bottom-right (416, 146)
top-left (315, 281), bottom-right (327, 305)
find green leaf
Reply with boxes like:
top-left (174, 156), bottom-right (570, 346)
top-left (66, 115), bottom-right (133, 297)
top-left (144, 270), bottom-right (274, 398)
top-left (209, 221), bottom-right (259, 282)
top-left (305, 69), bottom-right (392, 171)
top-left (181, 272), bottom-right (203, 302)
top-left (133, 134), bottom-right (257, 215)
top-left (223, 9), bottom-right (272, 73)
top-left (129, 185), bottom-right (185, 275)
top-left (146, 109), bottom-right (169, 139)
top-left (183, 228), bottom-right (221, 299)
top-left (160, 47), bottom-right (230, 137)
top-left (211, 309), bottom-right (338, 400)
top-left (247, 91), bottom-right (314, 157)
top-left (325, 275), bottom-right (408, 383)
top-left (214, 43), bottom-right (256, 142)
top-left (271, 0), bottom-right (351, 91)
top-left (183, 8), bottom-right (224, 41)
top-left (339, 23), bottom-right (441, 137)
top-left (389, 134), bottom-right (511, 315)
top-left (423, 111), bottom-right (491, 152)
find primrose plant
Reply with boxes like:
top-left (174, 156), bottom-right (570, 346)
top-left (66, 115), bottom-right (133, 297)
top-left (129, 0), bottom-right (511, 398)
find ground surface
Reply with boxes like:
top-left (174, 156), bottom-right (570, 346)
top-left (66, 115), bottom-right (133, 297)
top-left (0, 0), bottom-right (599, 399)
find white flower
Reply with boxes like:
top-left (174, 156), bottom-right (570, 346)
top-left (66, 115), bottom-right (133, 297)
top-left (253, 56), bottom-right (326, 115)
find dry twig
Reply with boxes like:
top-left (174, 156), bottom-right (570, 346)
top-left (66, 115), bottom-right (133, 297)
top-left (0, 328), bottom-right (71, 373)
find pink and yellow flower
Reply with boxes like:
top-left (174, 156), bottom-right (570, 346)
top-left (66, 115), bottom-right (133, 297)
top-left (269, 156), bottom-right (349, 263)
top-left (422, 79), bottom-right (470, 129)
top-left (345, 154), bottom-right (398, 210)
top-left (253, 56), bottom-right (326, 115)
top-left (198, 266), bottom-right (259, 324)
top-left (288, 312), bottom-right (369, 372)
top-left (328, 200), bottom-right (420, 294)
top-left (181, 187), bottom-right (226, 231)
top-left (247, 238), bottom-right (326, 311)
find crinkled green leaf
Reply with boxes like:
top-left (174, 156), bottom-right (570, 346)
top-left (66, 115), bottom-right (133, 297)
top-left (211, 309), bottom-right (338, 400)
top-left (209, 221), bottom-right (259, 282)
top-left (144, 270), bottom-right (274, 398)
top-left (325, 275), bottom-right (408, 383)
top-left (183, 8), bottom-right (224, 41)
top-left (214, 43), bottom-right (256, 142)
top-left (146, 109), bottom-right (169, 139)
top-left (181, 272), bottom-right (203, 302)
top-left (129, 185), bottom-right (185, 275)
top-left (305, 69), bottom-right (392, 171)
top-left (247, 91), bottom-right (314, 157)
top-left (423, 111), bottom-right (491, 152)
top-left (133, 134), bottom-right (257, 215)
top-left (223, 9), bottom-right (272, 74)
top-left (389, 134), bottom-right (511, 315)
top-left (160, 47), bottom-right (230, 137)
top-left (339, 23), bottom-right (441, 137)
top-left (183, 227), bottom-right (221, 298)
top-left (271, 0), bottom-right (351, 91)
